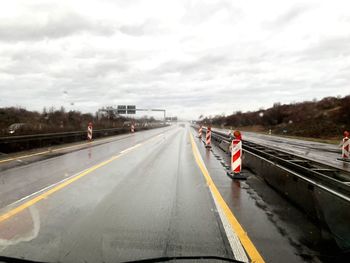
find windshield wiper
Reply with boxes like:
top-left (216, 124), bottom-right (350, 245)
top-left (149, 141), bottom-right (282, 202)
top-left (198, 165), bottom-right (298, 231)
top-left (0, 256), bottom-right (47, 263)
top-left (0, 255), bottom-right (247, 263)
top-left (123, 255), bottom-right (247, 263)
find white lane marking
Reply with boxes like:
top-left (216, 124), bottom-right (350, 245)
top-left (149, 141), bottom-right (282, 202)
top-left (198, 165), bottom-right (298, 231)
top-left (2, 167), bottom-right (92, 211)
top-left (120, 143), bottom-right (142, 154)
top-left (192, 131), bottom-right (249, 262)
top-left (1, 131), bottom-right (169, 213)
top-left (213, 194), bottom-right (249, 262)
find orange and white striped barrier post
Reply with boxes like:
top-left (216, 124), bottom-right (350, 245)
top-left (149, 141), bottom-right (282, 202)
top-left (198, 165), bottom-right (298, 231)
top-left (87, 122), bottom-right (93, 141)
top-left (339, 131), bottom-right (349, 161)
top-left (131, 123), bottom-right (135, 133)
top-left (198, 126), bottom-right (203, 138)
top-left (205, 126), bottom-right (212, 148)
top-left (227, 130), bottom-right (246, 179)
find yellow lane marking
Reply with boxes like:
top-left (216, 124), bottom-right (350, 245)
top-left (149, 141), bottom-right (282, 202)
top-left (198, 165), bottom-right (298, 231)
top-left (0, 131), bottom-right (168, 224)
top-left (189, 132), bottom-right (265, 263)
top-left (0, 154), bottom-right (121, 223)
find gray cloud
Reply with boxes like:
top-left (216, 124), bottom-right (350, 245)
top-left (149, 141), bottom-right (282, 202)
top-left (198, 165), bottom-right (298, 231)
top-left (152, 53), bottom-right (232, 76)
top-left (297, 35), bottom-right (350, 61)
top-left (0, 0), bottom-right (349, 119)
top-left (263, 4), bottom-right (313, 30)
top-left (50, 59), bottom-right (130, 80)
top-left (181, 0), bottom-right (242, 25)
top-left (274, 5), bottom-right (308, 25)
top-left (119, 19), bottom-right (166, 36)
top-left (0, 47), bottom-right (60, 75)
top-left (0, 12), bottom-right (115, 42)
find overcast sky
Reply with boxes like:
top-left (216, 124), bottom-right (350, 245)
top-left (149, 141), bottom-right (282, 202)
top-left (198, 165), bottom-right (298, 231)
top-left (0, 0), bottom-right (349, 119)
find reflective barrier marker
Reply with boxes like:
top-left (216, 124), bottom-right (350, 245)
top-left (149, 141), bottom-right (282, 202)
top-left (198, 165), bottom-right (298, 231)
top-left (87, 122), bottom-right (93, 141)
top-left (205, 126), bottom-right (212, 148)
top-left (131, 123), bottom-right (135, 133)
top-left (227, 130), bottom-right (246, 180)
top-left (340, 131), bottom-right (349, 161)
top-left (198, 126), bottom-right (203, 138)
top-left (231, 139), bottom-right (242, 172)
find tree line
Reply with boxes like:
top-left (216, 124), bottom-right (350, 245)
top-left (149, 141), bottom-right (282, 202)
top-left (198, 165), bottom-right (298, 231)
top-left (0, 106), bottom-right (157, 136)
top-left (200, 95), bottom-right (350, 138)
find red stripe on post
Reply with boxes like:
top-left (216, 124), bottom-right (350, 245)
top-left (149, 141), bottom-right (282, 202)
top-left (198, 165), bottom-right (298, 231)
top-left (234, 165), bottom-right (241, 173)
top-left (232, 151), bottom-right (241, 162)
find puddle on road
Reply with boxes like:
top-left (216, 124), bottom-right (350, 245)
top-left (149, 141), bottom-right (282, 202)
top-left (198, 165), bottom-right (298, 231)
top-left (0, 206), bottom-right (41, 252)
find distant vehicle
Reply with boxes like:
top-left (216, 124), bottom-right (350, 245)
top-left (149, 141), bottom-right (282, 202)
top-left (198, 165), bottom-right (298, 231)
top-left (7, 123), bottom-right (32, 135)
top-left (123, 121), bottom-right (132, 127)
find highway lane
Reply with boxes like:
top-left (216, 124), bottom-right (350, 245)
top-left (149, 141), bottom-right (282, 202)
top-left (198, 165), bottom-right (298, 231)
top-left (0, 126), bottom-right (172, 209)
top-left (0, 126), bottom-right (171, 172)
top-left (211, 128), bottom-right (349, 172)
top-left (0, 124), bottom-right (253, 263)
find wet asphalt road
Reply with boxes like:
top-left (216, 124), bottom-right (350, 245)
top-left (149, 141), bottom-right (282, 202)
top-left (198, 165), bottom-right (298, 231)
top-left (0, 127), bottom-right (172, 209)
top-left (0, 125), bottom-right (234, 263)
top-left (0, 124), bottom-right (340, 263)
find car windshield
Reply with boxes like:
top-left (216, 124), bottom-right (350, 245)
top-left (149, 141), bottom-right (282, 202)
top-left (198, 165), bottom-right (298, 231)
top-left (0, 1), bottom-right (349, 263)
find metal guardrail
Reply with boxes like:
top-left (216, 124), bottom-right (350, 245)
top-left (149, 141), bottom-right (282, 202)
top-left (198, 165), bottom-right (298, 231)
top-left (0, 125), bottom-right (167, 153)
top-left (195, 125), bottom-right (350, 251)
top-left (0, 128), bottom-right (125, 143)
top-left (198, 126), bottom-right (350, 197)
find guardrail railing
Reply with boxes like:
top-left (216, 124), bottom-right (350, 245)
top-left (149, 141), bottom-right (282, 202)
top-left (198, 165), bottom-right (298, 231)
top-left (196, 126), bottom-right (350, 196)
top-left (0, 125), bottom-right (167, 154)
top-left (193, 125), bottom-right (350, 251)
